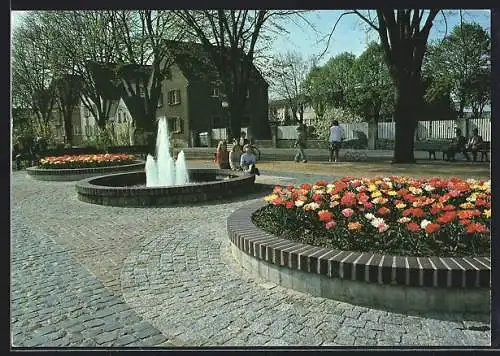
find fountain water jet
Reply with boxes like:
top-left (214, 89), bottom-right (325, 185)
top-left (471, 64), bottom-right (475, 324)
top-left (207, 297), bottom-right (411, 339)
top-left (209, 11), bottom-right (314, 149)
top-left (145, 117), bottom-right (189, 187)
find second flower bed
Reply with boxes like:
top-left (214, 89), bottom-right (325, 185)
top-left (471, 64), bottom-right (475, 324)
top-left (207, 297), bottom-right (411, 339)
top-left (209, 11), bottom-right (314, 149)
top-left (253, 176), bottom-right (491, 257)
top-left (39, 153), bottom-right (137, 169)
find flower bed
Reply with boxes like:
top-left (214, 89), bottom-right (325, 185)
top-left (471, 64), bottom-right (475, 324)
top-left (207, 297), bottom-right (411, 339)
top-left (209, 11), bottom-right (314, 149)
top-left (253, 176), bottom-right (490, 257)
top-left (39, 153), bottom-right (136, 169)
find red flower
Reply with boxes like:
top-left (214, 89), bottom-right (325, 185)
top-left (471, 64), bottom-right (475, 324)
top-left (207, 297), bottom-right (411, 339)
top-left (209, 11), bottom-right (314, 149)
top-left (340, 192), bottom-right (357, 207)
top-left (407, 222), bottom-right (420, 232)
top-left (474, 199), bottom-right (487, 207)
top-left (459, 219), bottom-right (471, 225)
top-left (312, 193), bottom-right (324, 202)
top-left (357, 192), bottom-right (369, 203)
top-left (430, 204), bottom-right (442, 215)
top-left (378, 207), bottom-right (391, 216)
top-left (425, 223), bottom-right (441, 234)
top-left (318, 210), bottom-right (334, 222)
top-left (436, 211), bottom-right (457, 224)
top-left (412, 208), bottom-right (425, 218)
top-left (285, 201), bottom-right (294, 209)
top-left (315, 180), bottom-right (328, 187)
top-left (300, 183), bottom-right (312, 190)
top-left (442, 205), bottom-right (456, 211)
top-left (466, 223), bottom-right (488, 234)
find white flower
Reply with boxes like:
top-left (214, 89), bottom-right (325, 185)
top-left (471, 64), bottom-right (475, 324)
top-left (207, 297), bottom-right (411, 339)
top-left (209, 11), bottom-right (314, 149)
top-left (398, 217), bottom-right (411, 223)
top-left (295, 200), bottom-right (305, 207)
top-left (364, 213), bottom-right (376, 220)
top-left (371, 217), bottom-right (386, 228)
top-left (356, 186), bottom-right (365, 192)
top-left (420, 219), bottom-right (431, 229)
top-left (423, 184), bottom-right (435, 192)
top-left (304, 202), bottom-right (320, 211)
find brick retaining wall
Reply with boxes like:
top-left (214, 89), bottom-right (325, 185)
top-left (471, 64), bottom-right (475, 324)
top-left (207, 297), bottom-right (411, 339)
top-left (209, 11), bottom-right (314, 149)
top-left (227, 201), bottom-right (490, 313)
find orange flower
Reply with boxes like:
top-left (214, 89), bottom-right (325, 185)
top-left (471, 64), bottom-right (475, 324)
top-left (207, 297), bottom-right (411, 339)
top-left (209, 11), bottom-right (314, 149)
top-left (347, 221), bottom-right (363, 231)
top-left (436, 211), bottom-right (457, 224)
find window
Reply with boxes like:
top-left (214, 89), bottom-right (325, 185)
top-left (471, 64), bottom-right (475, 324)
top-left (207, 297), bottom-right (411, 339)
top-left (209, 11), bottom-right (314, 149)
top-left (85, 107), bottom-right (90, 117)
top-left (168, 89), bottom-right (181, 105)
top-left (139, 86), bottom-right (146, 98)
top-left (157, 92), bottom-right (163, 108)
top-left (246, 88), bottom-right (250, 99)
top-left (210, 85), bottom-right (220, 98)
top-left (167, 117), bottom-right (184, 134)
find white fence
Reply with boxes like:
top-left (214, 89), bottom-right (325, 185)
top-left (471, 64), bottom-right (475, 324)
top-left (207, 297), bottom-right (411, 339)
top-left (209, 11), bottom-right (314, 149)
top-left (211, 118), bottom-right (490, 142)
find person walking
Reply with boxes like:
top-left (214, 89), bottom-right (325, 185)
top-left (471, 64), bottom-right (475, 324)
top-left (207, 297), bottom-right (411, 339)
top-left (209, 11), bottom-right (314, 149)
top-left (294, 123), bottom-right (307, 163)
top-left (328, 120), bottom-right (343, 162)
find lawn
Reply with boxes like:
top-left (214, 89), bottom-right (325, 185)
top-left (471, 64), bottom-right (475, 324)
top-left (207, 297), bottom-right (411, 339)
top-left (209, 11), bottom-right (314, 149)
top-left (254, 160), bottom-right (490, 181)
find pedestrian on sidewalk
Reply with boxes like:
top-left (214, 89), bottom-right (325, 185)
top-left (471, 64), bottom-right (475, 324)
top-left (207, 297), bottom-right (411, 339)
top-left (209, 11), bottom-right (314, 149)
top-left (294, 122), bottom-right (307, 163)
top-left (328, 120), bottom-right (343, 162)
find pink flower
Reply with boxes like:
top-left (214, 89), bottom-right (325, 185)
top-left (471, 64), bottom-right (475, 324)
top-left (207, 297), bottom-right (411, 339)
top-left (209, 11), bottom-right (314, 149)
top-left (325, 220), bottom-right (337, 229)
top-left (342, 208), bottom-right (354, 218)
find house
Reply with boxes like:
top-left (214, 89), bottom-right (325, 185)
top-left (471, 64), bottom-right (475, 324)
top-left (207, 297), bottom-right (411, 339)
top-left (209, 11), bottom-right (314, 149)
top-left (80, 98), bottom-right (134, 146)
top-left (268, 98), bottom-right (317, 127)
top-left (160, 41), bottom-right (270, 147)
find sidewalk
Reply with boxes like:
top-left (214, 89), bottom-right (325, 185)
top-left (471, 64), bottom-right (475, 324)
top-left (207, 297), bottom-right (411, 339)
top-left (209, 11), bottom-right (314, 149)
top-left (179, 148), bottom-right (467, 162)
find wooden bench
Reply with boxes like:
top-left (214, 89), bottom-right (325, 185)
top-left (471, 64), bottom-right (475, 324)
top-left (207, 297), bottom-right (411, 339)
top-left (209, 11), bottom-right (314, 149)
top-left (415, 140), bottom-right (449, 160)
top-left (415, 140), bottom-right (490, 162)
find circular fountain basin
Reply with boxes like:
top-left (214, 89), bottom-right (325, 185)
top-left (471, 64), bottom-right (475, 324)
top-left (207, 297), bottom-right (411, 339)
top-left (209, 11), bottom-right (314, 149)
top-left (75, 168), bottom-right (256, 207)
top-left (26, 161), bottom-right (145, 181)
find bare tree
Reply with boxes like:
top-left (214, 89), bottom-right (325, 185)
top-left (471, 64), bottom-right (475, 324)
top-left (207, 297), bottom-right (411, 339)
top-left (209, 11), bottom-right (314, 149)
top-left (270, 50), bottom-right (312, 123)
top-left (174, 10), bottom-right (307, 139)
top-left (12, 12), bottom-right (57, 139)
top-left (109, 10), bottom-right (184, 148)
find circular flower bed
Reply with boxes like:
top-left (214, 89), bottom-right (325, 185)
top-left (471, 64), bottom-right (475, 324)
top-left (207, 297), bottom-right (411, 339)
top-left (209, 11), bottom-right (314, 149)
top-left (39, 153), bottom-right (136, 169)
top-left (253, 176), bottom-right (490, 257)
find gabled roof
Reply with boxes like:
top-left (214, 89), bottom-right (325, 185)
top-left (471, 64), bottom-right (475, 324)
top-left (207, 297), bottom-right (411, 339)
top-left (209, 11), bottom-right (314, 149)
top-left (165, 40), bottom-right (268, 86)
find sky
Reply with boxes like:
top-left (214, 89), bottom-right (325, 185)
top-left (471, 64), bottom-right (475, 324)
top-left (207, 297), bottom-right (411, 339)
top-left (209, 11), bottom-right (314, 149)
top-left (11, 9), bottom-right (491, 99)
top-left (272, 10), bottom-right (491, 65)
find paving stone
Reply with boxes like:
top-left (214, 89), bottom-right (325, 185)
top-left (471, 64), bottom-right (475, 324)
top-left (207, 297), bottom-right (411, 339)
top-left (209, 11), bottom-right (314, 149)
top-left (11, 171), bottom-right (492, 348)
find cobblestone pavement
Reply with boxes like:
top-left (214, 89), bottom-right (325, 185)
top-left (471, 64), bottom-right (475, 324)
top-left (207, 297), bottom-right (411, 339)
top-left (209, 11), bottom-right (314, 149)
top-left (11, 170), bottom-right (490, 347)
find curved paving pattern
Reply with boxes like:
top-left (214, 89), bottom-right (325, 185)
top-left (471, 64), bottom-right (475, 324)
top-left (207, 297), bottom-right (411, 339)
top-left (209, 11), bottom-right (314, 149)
top-left (11, 171), bottom-right (490, 347)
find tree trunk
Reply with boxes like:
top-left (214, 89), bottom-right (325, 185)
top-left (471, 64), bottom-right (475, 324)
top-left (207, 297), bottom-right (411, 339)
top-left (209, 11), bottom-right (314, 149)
top-left (392, 79), bottom-right (419, 163)
top-left (63, 112), bottom-right (73, 145)
top-left (228, 99), bottom-right (243, 142)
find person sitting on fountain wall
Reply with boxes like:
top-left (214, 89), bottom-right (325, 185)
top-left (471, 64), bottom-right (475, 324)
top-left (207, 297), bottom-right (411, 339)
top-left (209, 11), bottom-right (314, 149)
top-left (240, 144), bottom-right (260, 175)
top-left (214, 140), bottom-right (230, 169)
top-left (238, 131), bottom-right (249, 148)
top-left (229, 141), bottom-right (243, 170)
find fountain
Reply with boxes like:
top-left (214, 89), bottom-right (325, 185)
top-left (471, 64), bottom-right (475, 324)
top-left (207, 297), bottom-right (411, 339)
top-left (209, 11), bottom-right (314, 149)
top-left (75, 117), bottom-right (256, 207)
top-left (146, 117), bottom-right (189, 187)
